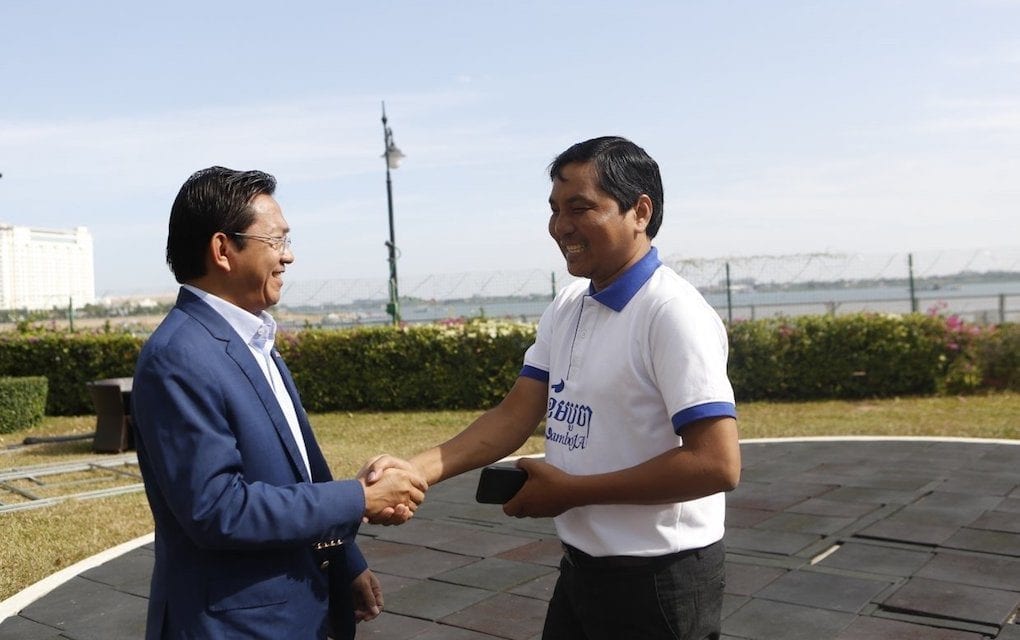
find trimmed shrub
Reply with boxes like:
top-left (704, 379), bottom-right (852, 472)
top-left (0, 314), bottom-right (1015, 414)
top-left (728, 313), bottom-right (950, 400)
top-left (279, 320), bottom-right (536, 411)
top-left (0, 376), bottom-right (48, 433)
top-left (0, 332), bottom-right (142, 415)
top-left (977, 323), bottom-right (1020, 391)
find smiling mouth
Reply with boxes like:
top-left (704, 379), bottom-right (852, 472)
top-left (562, 243), bottom-right (585, 255)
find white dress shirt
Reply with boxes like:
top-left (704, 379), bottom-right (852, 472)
top-left (182, 285), bottom-right (311, 478)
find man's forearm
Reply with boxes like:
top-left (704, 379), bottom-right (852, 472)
top-left (411, 409), bottom-right (534, 485)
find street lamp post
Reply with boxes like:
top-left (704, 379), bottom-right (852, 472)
top-left (381, 101), bottom-right (405, 325)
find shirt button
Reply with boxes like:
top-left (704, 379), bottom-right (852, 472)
top-left (320, 560), bottom-right (330, 570)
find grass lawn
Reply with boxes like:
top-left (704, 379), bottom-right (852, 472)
top-left (1, 392), bottom-right (1017, 601)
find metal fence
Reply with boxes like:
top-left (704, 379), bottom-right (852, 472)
top-left (8, 248), bottom-right (1018, 328)
top-left (273, 247), bottom-right (1020, 327)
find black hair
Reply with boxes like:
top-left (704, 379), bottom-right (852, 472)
top-left (166, 166), bottom-right (277, 283)
top-left (548, 136), bottom-right (664, 238)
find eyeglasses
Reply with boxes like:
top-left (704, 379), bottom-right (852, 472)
top-left (230, 232), bottom-right (292, 253)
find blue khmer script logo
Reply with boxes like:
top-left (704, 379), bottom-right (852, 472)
top-left (546, 379), bottom-right (593, 451)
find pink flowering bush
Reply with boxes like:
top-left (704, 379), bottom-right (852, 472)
top-left (926, 302), bottom-right (1019, 393)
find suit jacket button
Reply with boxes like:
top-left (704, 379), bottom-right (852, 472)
top-left (320, 560), bottom-right (330, 570)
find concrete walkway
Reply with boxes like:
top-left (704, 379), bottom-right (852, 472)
top-left (2, 438), bottom-right (1019, 639)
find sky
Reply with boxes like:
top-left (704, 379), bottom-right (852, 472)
top-left (1, 0), bottom-right (1019, 298)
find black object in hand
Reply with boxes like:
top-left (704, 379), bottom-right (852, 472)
top-left (475, 465), bottom-right (528, 504)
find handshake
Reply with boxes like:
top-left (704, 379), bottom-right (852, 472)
top-left (355, 455), bottom-right (428, 525)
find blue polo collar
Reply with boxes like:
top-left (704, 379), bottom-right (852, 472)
top-left (589, 247), bottom-right (661, 312)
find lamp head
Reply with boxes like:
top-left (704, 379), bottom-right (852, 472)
top-left (385, 143), bottom-right (405, 169)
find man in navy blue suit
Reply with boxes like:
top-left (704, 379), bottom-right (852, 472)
top-left (132, 166), bottom-right (426, 639)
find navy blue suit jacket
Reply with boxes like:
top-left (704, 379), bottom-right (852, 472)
top-left (133, 288), bottom-right (366, 639)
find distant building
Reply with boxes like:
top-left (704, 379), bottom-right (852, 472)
top-left (0, 223), bottom-right (95, 310)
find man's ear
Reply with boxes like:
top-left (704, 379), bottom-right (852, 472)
top-left (632, 194), bottom-right (653, 233)
top-left (208, 232), bottom-right (233, 274)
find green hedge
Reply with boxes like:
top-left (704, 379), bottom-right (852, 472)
top-left (279, 321), bottom-right (536, 411)
top-left (0, 315), bottom-right (1016, 415)
top-left (0, 332), bottom-right (142, 415)
top-left (0, 376), bottom-right (48, 433)
top-left (728, 314), bottom-right (951, 400)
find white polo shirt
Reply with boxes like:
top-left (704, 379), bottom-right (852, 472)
top-left (521, 247), bottom-right (736, 557)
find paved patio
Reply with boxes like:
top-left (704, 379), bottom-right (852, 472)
top-left (1, 438), bottom-right (1019, 639)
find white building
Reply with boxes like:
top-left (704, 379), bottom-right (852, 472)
top-left (0, 224), bottom-right (95, 311)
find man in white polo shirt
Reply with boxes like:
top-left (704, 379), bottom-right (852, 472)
top-left (370, 136), bottom-right (740, 639)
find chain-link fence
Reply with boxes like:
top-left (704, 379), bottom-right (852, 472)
top-left (7, 248), bottom-right (1018, 328)
top-left (273, 247), bottom-right (1020, 327)
top-left (664, 247), bottom-right (1020, 324)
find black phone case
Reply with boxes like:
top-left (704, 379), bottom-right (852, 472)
top-left (475, 465), bottom-right (528, 504)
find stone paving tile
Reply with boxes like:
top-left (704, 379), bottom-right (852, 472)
top-left (433, 557), bottom-right (556, 592)
top-left (723, 561), bottom-right (787, 596)
top-left (880, 577), bottom-right (1020, 626)
top-left (383, 580), bottom-right (494, 621)
top-left (722, 598), bottom-right (856, 640)
top-left (792, 468), bottom-right (936, 493)
top-left (910, 491), bottom-right (1004, 523)
top-left (426, 528), bottom-right (540, 558)
top-left (78, 547), bottom-right (154, 598)
top-left (372, 517), bottom-right (484, 549)
top-left (18, 578), bottom-right (147, 640)
top-left (6, 440), bottom-right (1020, 640)
top-left (833, 615), bottom-right (989, 639)
top-left (996, 623), bottom-right (1020, 639)
top-left (995, 497), bottom-right (1020, 514)
top-left (427, 472), bottom-right (482, 503)
top-left (374, 572), bottom-right (421, 599)
top-left (820, 485), bottom-right (918, 506)
top-left (915, 550), bottom-right (1020, 591)
top-left (787, 497), bottom-right (880, 519)
top-left (937, 471), bottom-right (1020, 496)
top-left (739, 461), bottom-right (819, 483)
top-left (721, 593), bottom-right (749, 619)
top-left (728, 481), bottom-right (835, 511)
top-left (754, 569), bottom-right (892, 614)
top-left (845, 471), bottom-right (941, 492)
top-left (815, 541), bottom-right (932, 577)
top-left (494, 537), bottom-right (562, 567)
top-left (508, 571), bottom-right (559, 602)
top-left (410, 625), bottom-right (505, 640)
top-left (358, 538), bottom-right (479, 579)
top-left (0, 615), bottom-right (65, 640)
top-left (356, 612), bottom-right (434, 639)
top-left (857, 515), bottom-right (961, 546)
top-left (726, 506), bottom-right (776, 527)
top-left (498, 517), bottom-right (559, 536)
top-left (440, 592), bottom-right (547, 640)
top-left (798, 461), bottom-right (884, 481)
top-left (942, 527), bottom-right (1020, 557)
top-left (971, 509), bottom-right (1020, 534)
top-left (725, 526), bottom-right (820, 556)
top-left (412, 499), bottom-right (509, 525)
top-left (758, 511), bottom-right (857, 535)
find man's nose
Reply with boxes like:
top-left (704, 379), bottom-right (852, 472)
top-left (550, 213), bottom-right (572, 237)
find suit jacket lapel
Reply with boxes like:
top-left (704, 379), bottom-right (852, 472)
top-left (177, 289), bottom-right (314, 483)
top-left (273, 351), bottom-right (333, 482)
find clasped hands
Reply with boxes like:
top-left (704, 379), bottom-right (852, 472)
top-left (356, 455), bottom-right (428, 525)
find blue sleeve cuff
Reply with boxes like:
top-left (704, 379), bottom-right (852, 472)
top-left (519, 365), bottom-right (550, 383)
top-left (671, 402), bottom-right (737, 434)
